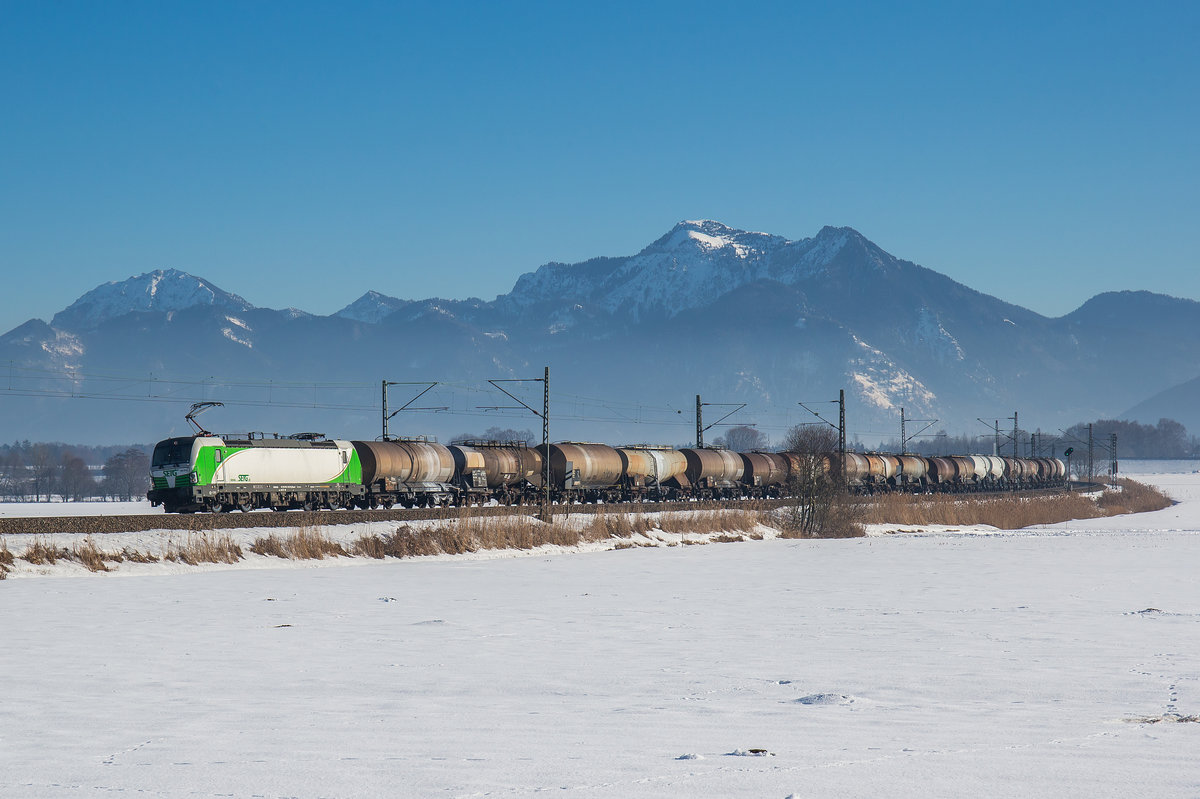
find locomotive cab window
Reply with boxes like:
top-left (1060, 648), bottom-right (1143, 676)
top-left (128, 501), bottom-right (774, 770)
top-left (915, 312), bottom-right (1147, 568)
top-left (152, 439), bottom-right (192, 467)
top-left (214, 450), bottom-right (223, 464)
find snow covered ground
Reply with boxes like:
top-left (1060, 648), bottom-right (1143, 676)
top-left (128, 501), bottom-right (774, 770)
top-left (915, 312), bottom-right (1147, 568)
top-left (2, 463), bottom-right (1198, 797)
top-left (0, 499), bottom-right (160, 517)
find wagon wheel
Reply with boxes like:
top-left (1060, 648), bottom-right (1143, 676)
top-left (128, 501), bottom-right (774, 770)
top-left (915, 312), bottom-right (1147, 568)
top-left (238, 500), bottom-right (254, 513)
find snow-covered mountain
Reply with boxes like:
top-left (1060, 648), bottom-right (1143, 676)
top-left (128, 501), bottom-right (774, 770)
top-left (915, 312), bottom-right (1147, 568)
top-left (334, 290), bottom-right (414, 324)
top-left (4, 223), bottom-right (1200, 444)
top-left (500, 221), bottom-right (896, 322)
top-left (51, 268), bottom-right (254, 331)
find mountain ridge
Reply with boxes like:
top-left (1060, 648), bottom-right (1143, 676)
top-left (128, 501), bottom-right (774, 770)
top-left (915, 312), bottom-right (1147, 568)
top-left (3, 221), bottom-right (1198, 444)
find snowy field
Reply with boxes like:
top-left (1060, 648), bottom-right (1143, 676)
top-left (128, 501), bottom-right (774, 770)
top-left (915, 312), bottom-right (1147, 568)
top-left (2, 463), bottom-right (1198, 797)
top-left (0, 499), bottom-right (160, 517)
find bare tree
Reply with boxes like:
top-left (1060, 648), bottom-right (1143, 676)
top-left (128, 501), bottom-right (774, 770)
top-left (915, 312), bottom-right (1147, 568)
top-left (713, 425), bottom-right (769, 452)
top-left (781, 424), bottom-right (839, 455)
top-left (59, 455), bottom-right (95, 502)
top-left (29, 445), bottom-right (55, 502)
top-left (451, 427), bottom-right (536, 444)
top-left (0, 450), bottom-right (26, 500)
top-left (778, 425), bottom-right (862, 537)
top-left (103, 448), bottom-right (150, 502)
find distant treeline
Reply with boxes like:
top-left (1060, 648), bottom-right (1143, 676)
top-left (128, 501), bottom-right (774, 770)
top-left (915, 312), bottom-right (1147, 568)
top-left (0, 441), bottom-right (151, 502)
top-left (1, 440), bottom-right (151, 465)
top-left (1062, 419), bottom-right (1196, 459)
top-left (874, 418), bottom-right (1198, 460)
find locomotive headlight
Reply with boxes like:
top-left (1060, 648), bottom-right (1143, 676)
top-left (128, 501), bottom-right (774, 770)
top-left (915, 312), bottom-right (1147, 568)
top-left (189, 471), bottom-right (199, 484)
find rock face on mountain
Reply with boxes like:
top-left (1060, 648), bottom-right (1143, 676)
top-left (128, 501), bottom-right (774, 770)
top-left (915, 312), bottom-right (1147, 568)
top-left (2, 222), bottom-right (1198, 444)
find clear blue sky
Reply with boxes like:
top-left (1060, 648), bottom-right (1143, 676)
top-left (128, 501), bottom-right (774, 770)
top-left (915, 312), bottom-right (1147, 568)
top-left (2, 0), bottom-right (1197, 334)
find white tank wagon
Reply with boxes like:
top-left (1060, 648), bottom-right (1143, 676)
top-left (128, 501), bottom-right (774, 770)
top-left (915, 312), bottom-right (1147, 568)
top-left (617, 445), bottom-right (688, 498)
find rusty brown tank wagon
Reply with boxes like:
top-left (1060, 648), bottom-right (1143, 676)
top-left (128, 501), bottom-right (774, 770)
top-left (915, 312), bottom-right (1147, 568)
top-left (679, 447), bottom-right (745, 498)
top-left (864, 451), bottom-right (902, 489)
top-left (537, 442), bottom-right (625, 501)
top-left (896, 455), bottom-right (928, 487)
top-left (449, 441), bottom-right (544, 503)
top-left (739, 452), bottom-right (789, 496)
top-left (352, 438), bottom-right (456, 508)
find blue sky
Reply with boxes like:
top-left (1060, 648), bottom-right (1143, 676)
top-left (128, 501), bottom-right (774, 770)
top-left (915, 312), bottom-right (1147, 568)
top-left (1, 0), bottom-right (1197, 334)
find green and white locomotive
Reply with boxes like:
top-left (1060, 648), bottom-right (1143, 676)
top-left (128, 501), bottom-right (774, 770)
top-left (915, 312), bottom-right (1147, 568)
top-left (148, 433), bottom-right (365, 513)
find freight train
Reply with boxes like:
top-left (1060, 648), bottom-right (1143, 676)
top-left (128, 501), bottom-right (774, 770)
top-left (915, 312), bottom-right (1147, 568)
top-left (147, 432), bottom-right (1068, 514)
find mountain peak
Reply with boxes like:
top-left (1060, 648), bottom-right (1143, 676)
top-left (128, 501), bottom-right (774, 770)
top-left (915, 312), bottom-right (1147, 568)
top-left (646, 219), bottom-right (785, 258)
top-left (51, 269), bottom-right (253, 330)
top-left (334, 290), bottom-right (411, 324)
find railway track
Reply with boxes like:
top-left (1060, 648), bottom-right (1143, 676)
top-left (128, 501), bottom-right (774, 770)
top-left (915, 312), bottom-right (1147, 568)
top-left (0, 484), bottom-right (1099, 536)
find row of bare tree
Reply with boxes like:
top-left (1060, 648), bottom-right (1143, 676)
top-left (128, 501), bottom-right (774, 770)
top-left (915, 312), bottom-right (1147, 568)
top-left (0, 447), bottom-right (150, 502)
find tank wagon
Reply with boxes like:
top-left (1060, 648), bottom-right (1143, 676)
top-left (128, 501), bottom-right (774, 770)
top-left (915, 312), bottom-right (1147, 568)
top-left (617, 446), bottom-right (688, 500)
top-left (448, 441), bottom-right (544, 504)
top-left (149, 428), bottom-right (1068, 513)
top-left (539, 443), bottom-right (625, 502)
top-left (740, 452), bottom-right (789, 495)
top-left (354, 438), bottom-right (456, 508)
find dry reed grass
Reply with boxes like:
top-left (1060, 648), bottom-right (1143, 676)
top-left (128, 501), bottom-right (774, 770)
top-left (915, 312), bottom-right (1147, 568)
top-left (73, 536), bottom-right (111, 572)
top-left (862, 478), bottom-right (1173, 529)
top-left (0, 504), bottom-right (782, 576)
top-left (117, 547), bottom-right (159, 564)
top-left (1096, 478), bottom-right (1174, 516)
top-left (352, 513), bottom-right (578, 559)
top-left (251, 524), bottom-right (347, 560)
top-left (654, 509), bottom-right (765, 536)
top-left (20, 539), bottom-right (67, 565)
top-left (163, 532), bottom-right (243, 565)
top-left (6, 535), bottom-right (161, 574)
top-left (350, 507), bottom-right (768, 560)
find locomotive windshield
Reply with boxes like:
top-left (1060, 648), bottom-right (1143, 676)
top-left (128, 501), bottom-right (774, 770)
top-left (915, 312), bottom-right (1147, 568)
top-left (152, 438), bottom-right (195, 467)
